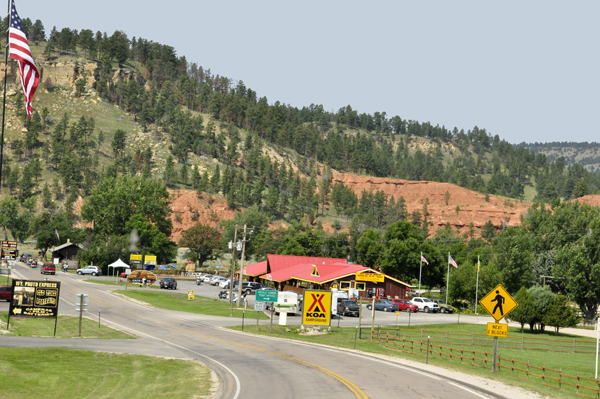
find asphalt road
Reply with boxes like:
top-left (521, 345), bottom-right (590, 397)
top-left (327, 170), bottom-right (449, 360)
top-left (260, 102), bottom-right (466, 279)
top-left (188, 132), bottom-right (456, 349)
top-left (0, 264), bottom-right (507, 399)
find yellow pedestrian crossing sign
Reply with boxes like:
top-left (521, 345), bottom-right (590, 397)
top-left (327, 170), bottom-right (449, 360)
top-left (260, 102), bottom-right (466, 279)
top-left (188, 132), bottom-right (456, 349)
top-left (479, 284), bottom-right (518, 323)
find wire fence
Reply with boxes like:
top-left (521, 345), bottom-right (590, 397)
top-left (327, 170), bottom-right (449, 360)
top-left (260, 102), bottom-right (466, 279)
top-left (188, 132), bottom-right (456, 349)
top-left (372, 328), bottom-right (600, 399)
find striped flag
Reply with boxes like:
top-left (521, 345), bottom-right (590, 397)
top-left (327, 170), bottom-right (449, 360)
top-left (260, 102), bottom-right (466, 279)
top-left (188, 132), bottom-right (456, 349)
top-left (8, 0), bottom-right (39, 119)
top-left (449, 255), bottom-right (458, 268)
top-left (421, 255), bottom-right (429, 265)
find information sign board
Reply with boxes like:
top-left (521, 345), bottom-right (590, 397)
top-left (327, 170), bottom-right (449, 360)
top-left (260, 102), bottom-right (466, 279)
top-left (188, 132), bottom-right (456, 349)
top-left (187, 290), bottom-right (194, 300)
top-left (302, 289), bottom-right (332, 326)
top-left (9, 279), bottom-right (60, 318)
top-left (1, 240), bottom-right (18, 260)
top-left (479, 284), bottom-right (519, 323)
top-left (254, 302), bottom-right (265, 312)
top-left (75, 293), bottom-right (89, 312)
top-left (486, 322), bottom-right (508, 338)
top-left (355, 272), bottom-right (385, 283)
top-left (129, 254), bottom-right (143, 267)
top-left (256, 289), bottom-right (278, 302)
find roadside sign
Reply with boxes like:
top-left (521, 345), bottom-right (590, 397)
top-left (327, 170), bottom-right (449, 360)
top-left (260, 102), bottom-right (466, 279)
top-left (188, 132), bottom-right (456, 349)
top-left (1, 240), bottom-right (17, 260)
top-left (75, 293), bottom-right (89, 312)
top-left (486, 322), bottom-right (508, 338)
top-left (188, 290), bottom-right (194, 300)
top-left (256, 290), bottom-right (278, 302)
top-left (9, 279), bottom-right (61, 317)
top-left (355, 271), bottom-right (384, 283)
top-left (302, 289), bottom-right (332, 326)
top-left (479, 284), bottom-right (518, 323)
top-left (254, 302), bottom-right (265, 312)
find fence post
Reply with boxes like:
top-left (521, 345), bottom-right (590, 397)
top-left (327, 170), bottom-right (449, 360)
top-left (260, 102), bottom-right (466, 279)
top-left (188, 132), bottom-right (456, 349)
top-left (559, 368), bottom-right (562, 389)
top-left (522, 335), bottom-right (524, 350)
top-left (527, 361), bottom-right (530, 379)
top-left (542, 367), bottom-right (545, 385)
top-left (421, 328), bottom-right (423, 342)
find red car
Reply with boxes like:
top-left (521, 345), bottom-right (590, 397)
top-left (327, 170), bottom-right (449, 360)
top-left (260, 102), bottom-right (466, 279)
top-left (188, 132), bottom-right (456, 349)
top-left (0, 286), bottom-right (11, 301)
top-left (392, 298), bottom-right (418, 312)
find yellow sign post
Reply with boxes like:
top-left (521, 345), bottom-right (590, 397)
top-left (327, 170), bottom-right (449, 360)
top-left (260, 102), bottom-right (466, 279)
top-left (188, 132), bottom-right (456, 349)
top-left (479, 284), bottom-right (518, 373)
top-left (486, 322), bottom-right (508, 338)
top-left (302, 290), bottom-right (332, 326)
top-left (188, 290), bottom-right (194, 300)
top-left (479, 284), bottom-right (519, 323)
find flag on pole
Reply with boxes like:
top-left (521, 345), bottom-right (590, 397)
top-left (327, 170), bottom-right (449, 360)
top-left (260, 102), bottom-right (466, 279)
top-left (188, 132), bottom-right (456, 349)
top-left (8, 0), bottom-right (39, 119)
top-left (449, 255), bottom-right (458, 268)
top-left (421, 255), bottom-right (429, 265)
top-left (55, 229), bottom-right (59, 240)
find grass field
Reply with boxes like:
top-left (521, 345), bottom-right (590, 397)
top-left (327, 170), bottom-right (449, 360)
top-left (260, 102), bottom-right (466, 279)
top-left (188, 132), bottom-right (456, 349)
top-left (0, 347), bottom-right (212, 399)
top-left (0, 311), bottom-right (133, 339)
top-left (117, 289), bottom-right (270, 320)
top-left (229, 323), bottom-right (597, 399)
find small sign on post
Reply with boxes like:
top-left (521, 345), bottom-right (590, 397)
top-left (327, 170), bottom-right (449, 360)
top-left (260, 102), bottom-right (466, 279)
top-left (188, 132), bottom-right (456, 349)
top-left (254, 301), bottom-right (265, 312)
top-left (187, 290), bottom-right (195, 300)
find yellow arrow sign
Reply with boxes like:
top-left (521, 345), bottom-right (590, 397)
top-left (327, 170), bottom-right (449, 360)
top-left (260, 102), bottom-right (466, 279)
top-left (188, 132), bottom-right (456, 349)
top-left (479, 284), bottom-right (518, 322)
top-left (12, 307), bottom-right (21, 315)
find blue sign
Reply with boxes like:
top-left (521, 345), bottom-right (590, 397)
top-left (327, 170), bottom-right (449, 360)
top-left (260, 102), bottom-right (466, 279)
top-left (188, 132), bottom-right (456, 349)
top-left (216, 265), bottom-right (223, 268)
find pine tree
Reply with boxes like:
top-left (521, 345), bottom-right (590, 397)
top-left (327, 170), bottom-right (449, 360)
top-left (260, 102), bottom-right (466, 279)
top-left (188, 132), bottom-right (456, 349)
top-left (42, 183), bottom-right (52, 208)
top-left (210, 164), bottom-right (221, 193)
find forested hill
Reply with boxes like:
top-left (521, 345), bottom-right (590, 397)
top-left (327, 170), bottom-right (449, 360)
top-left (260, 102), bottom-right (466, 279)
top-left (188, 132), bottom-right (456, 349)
top-left (1, 20), bottom-right (600, 241)
top-left (518, 142), bottom-right (600, 173)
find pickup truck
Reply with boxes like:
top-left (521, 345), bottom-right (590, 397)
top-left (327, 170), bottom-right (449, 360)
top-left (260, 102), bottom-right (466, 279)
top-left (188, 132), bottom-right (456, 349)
top-left (41, 263), bottom-right (56, 275)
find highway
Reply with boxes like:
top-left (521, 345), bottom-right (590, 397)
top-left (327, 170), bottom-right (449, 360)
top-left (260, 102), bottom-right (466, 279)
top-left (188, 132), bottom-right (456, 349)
top-left (0, 263), bottom-right (523, 399)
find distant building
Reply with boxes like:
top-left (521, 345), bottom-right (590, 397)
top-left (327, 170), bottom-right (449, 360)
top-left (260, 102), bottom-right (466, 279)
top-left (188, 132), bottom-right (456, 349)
top-left (49, 239), bottom-right (81, 263)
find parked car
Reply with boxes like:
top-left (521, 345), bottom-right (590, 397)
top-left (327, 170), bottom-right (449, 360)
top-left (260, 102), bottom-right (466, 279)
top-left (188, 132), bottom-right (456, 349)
top-left (241, 282), bottom-right (265, 295)
top-left (258, 286), bottom-right (276, 291)
top-left (222, 280), bottom-right (239, 290)
top-left (411, 297), bottom-right (439, 313)
top-left (337, 300), bottom-right (360, 316)
top-left (211, 277), bottom-right (227, 286)
top-left (21, 253), bottom-right (32, 262)
top-left (391, 298), bottom-right (418, 313)
top-left (219, 279), bottom-right (230, 288)
top-left (160, 277), bottom-right (177, 290)
top-left (366, 299), bottom-right (400, 312)
top-left (430, 298), bottom-right (454, 314)
top-left (202, 274), bottom-right (215, 283)
top-left (0, 286), bottom-right (11, 301)
top-left (76, 266), bottom-right (102, 276)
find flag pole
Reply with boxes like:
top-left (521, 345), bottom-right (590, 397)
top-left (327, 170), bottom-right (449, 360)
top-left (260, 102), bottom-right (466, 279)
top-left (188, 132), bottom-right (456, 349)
top-left (418, 251), bottom-right (422, 296)
top-left (475, 255), bottom-right (480, 314)
top-left (0, 0), bottom-right (11, 188)
top-left (446, 252), bottom-right (450, 304)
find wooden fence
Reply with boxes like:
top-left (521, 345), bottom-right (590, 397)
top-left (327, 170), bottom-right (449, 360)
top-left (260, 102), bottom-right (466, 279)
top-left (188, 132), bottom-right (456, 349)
top-left (372, 328), bottom-right (600, 399)
top-left (379, 326), bottom-right (596, 353)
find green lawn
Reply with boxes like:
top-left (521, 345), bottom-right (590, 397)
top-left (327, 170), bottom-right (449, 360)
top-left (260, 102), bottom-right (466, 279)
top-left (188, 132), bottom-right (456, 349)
top-left (0, 312), bottom-right (133, 339)
top-left (0, 347), bottom-right (212, 399)
top-left (229, 323), bottom-right (597, 399)
top-left (117, 289), bottom-right (270, 319)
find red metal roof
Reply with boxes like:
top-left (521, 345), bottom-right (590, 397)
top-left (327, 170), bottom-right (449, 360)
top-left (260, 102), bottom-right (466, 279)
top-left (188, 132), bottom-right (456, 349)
top-left (266, 254), bottom-right (347, 273)
top-left (243, 260), bottom-right (268, 276)
top-left (264, 263), bottom-right (367, 283)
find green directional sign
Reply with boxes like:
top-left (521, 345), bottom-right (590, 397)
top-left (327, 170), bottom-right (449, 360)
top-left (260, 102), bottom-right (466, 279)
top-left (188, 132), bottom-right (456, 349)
top-left (256, 290), bottom-right (278, 302)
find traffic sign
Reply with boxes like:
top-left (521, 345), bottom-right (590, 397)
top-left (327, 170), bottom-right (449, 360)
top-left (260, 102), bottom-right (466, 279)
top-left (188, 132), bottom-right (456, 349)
top-left (486, 322), bottom-right (508, 338)
top-left (479, 284), bottom-right (518, 322)
top-left (254, 302), bottom-right (265, 311)
top-left (256, 290), bottom-right (278, 302)
top-left (75, 293), bottom-right (89, 312)
top-left (302, 290), bottom-right (331, 326)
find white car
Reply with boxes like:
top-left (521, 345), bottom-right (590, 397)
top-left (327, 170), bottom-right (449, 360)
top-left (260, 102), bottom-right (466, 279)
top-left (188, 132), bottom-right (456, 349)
top-left (202, 274), bottom-right (214, 282)
top-left (211, 276), bottom-right (227, 286)
top-left (411, 297), bottom-right (439, 313)
top-left (219, 279), bottom-right (230, 288)
top-left (76, 266), bottom-right (102, 276)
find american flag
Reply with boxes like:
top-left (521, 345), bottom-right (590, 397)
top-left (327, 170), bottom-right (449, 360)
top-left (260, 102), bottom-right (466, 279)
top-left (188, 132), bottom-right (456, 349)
top-left (421, 255), bottom-right (429, 265)
top-left (8, 0), bottom-right (39, 119)
top-left (449, 255), bottom-right (458, 269)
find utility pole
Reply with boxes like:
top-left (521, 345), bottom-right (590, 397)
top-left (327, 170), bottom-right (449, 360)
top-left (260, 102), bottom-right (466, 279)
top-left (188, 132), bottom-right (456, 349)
top-left (229, 226), bottom-right (238, 317)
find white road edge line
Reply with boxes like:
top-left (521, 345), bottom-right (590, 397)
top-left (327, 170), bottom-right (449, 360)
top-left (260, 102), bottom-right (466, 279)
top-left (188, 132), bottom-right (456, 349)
top-left (447, 382), bottom-right (489, 399)
top-left (92, 316), bottom-right (241, 399)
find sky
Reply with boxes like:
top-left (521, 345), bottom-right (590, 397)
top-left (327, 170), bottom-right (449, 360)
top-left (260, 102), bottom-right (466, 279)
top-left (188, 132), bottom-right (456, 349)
top-left (15, 0), bottom-right (600, 144)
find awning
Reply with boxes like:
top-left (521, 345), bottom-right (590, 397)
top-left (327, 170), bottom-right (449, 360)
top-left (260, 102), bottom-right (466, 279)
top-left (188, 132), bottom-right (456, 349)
top-left (159, 265), bottom-right (168, 270)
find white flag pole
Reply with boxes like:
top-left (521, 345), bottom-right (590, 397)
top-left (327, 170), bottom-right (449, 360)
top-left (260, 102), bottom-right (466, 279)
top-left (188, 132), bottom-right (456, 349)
top-left (446, 252), bottom-right (450, 304)
top-left (475, 255), bottom-right (480, 314)
top-left (418, 252), bottom-right (423, 296)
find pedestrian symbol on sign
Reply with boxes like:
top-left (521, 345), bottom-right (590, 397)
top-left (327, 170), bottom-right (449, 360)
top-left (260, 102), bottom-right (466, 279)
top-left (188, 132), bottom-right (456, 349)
top-left (479, 284), bottom-right (518, 323)
top-left (491, 290), bottom-right (505, 316)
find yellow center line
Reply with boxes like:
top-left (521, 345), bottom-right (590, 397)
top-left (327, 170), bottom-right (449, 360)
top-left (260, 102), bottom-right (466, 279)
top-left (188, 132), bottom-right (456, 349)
top-left (123, 312), bottom-right (368, 399)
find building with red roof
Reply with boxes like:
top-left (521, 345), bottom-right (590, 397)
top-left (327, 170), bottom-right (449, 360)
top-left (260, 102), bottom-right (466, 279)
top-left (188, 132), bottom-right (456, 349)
top-left (243, 255), bottom-right (410, 299)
